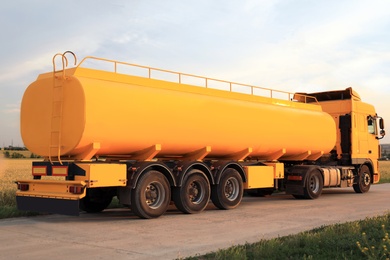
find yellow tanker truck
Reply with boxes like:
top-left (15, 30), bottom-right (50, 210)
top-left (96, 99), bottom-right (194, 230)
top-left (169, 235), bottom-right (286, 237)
top-left (16, 52), bottom-right (386, 218)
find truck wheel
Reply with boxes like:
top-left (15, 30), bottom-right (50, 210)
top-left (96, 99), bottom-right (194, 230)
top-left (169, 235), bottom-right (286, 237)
top-left (173, 169), bottom-right (210, 214)
top-left (131, 170), bottom-right (171, 219)
top-left (353, 165), bottom-right (371, 193)
top-left (211, 168), bottom-right (243, 209)
top-left (303, 169), bottom-right (323, 199)
top-left (79, 188), bottom-right (113, 213)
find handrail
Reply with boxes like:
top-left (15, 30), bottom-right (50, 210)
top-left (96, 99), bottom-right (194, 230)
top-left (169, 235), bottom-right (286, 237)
top-left (52, 51), bottom-right (77, 79)
top-left (77, 56), bottom-right (319, 104)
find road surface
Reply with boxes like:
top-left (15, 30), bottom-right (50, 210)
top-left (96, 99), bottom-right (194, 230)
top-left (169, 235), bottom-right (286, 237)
top-left (1, 184), bottom-right (389, 259)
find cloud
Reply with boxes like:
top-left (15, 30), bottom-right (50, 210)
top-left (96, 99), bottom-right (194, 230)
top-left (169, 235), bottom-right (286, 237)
top-left (0, 0), bottom-right (390, 143)
top-left (1, 104), bottom-right (20, 114)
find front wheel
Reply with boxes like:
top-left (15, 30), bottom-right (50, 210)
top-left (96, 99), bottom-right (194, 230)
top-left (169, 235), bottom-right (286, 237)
top-left (353, 165), bottom-right (371, 193)
top-left (211, 168), bottom-right (243, 210)
top-left (131, 170), bottom-right (171, 219)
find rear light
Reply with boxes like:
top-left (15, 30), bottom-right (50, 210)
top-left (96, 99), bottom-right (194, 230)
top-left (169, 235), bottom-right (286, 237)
top-left (17, 183), bottom-right (29, 191)
top-left (69, 186), bottom-right (84, 194)
top-left (288, 175), bottom-right (303, 181)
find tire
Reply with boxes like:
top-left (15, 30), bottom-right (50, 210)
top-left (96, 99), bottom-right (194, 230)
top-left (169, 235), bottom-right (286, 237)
top-left (79, 188), bottom-right (113, 213)
top-left (247, 188), bottom-right (274, 197)
top-left (303, 169), bottom-right (323, 199)
top-left (131, 170), bottom-right (171, 219)
top-left (211, 168), bottom-right (243, 210)
top-left (353, 165), bottom-right (371, 193)
top-left (173, 169), bottom-right (210, 214)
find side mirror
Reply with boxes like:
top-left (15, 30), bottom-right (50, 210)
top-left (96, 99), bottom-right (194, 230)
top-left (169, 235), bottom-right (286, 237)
top-left (376, 118), bottom-right (385, 139)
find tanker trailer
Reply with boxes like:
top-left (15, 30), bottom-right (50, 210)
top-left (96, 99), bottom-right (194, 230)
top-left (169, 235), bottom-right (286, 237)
top-left (16, 52), bottom-right (385, 218)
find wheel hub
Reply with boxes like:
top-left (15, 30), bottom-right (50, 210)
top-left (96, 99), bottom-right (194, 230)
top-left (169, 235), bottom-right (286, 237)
top-left (363, 173), bottom-right (371, 186)
top-left (145, 184), bottom-right (158, 205)
top-left (224, 178), bottom-right (239, 201)
top-left (309, 175), bottom-right (320, 193)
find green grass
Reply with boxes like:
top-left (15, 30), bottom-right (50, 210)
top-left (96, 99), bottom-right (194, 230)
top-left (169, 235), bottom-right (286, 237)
top-left (0, 188), bottom-right (39, 219)
top-left (379, 161), bottom-right (390, 184)
top-left (186, 214), bottom-right (390, 259)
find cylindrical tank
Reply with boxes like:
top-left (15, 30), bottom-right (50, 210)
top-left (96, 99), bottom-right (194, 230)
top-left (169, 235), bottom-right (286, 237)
top-left (21, 67), bottom-right (336, 161)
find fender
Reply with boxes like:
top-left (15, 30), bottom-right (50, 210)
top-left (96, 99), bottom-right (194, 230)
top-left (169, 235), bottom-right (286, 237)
top-left (211, 160), bottom-right (246, 184)
top-left (173, 161), bottom-right (214, 187)
top-left (285, 165), bottom-right (322, 195)
top-left (127, 161), bottom-right (176, 189)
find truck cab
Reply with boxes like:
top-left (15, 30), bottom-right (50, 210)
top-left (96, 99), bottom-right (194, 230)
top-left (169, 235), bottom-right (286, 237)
top-left (300, 88), bottom-right (385, 183)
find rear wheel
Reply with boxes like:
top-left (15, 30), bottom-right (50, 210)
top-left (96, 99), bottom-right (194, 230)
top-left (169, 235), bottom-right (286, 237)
top-left (79, 188), bottom-right (114, 213)
top-left (211, 168), bottom-right (243, 209)
top-left (353, 165), bottom-right (371, 193)
top-left (303, 169), bottom-right (323, 199)
top-left (173, 169), bottom-right (210, 214)
top-left (131, 170), bottom-right (171, 219)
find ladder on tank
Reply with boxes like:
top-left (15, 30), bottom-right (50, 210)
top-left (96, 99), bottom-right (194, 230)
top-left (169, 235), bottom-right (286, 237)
top-left (50, 51), bottom-right (77, 164)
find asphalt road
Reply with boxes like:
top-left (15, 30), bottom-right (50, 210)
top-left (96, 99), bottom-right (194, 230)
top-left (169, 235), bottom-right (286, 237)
top-left (1, 184), bottom-right (389, 259)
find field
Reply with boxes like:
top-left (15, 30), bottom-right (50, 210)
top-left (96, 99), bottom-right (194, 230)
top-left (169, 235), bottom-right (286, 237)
top-left (378, 160), bottom-right (390, 182)
top-left (0, 155), bottom-right (39, 218)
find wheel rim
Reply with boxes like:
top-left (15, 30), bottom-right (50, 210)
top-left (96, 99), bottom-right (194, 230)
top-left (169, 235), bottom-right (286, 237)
top-left (309, 174), bottom-right (320, 193)
top-left (145, 182), bottom-right (165, 209)
top-left (224, 177), bottom-right (240, 201)
top-left (362, 172), bottom-right (371, 186)
top-left (187, 181), bottom-right (205, 204)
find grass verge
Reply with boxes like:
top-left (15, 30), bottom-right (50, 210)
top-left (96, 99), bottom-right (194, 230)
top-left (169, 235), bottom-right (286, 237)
top-left (186, 213), bottom-right (390, 259)
top-left (0, 189), bottom-right (40, 219)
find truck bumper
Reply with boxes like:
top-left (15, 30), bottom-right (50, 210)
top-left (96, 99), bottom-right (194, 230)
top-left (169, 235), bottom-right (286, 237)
top-left (16, 196), bottom-right (80, 216)
top-left (15, 179), bottom-right (86, 216)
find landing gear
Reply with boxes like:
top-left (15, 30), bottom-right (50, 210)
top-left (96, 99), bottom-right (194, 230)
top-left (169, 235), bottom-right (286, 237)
top-left (173, 169), bottom-right (210, 214)
top-left (353, 165), bottom-right (371, 193)
top-left (247, 188), bottom-right (274, 197)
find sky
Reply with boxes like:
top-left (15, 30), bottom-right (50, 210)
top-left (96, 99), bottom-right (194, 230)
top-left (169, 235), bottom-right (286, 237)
top-left (1, 0), bottom-right (390, 146)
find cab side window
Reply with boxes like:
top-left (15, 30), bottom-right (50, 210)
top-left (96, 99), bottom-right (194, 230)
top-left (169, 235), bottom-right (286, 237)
top-left (367, 117), bottom-right (375, 134)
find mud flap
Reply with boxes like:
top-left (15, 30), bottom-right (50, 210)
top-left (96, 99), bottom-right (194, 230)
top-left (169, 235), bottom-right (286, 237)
top-left (16, 196), bottom-right (80, 216)
top-left (285, 184), bottom-right (304, 196)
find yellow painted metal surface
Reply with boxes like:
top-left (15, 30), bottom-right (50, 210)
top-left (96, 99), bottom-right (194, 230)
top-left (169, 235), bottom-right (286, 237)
top-left (317, 99), bottom-right (380, 177)
top-left (74, 163), bottom-right (127, 187)
top-left (21, 56), bottom-right (336, 161)
top-left (264, 162), bottom-right (284, 179)
top-left (15, 180), bottom-right (86, 200)
top-left (243, 166), bottom-right (274, 189)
